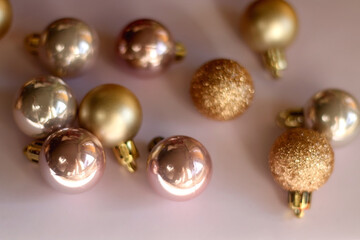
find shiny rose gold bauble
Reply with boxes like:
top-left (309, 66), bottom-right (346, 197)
top-left (147, 136), bottom-right (212, 201)
top-left (190, 59), bottom-right (254, 121)
top-left (24, 128), bottom-right (105, 193)
top-left (240, 0), bottom-right (298, 78)
top-left (13, 76), bottom-right (77, 139)
top-left (116, 19), bottom-right (186, 74)
top-left (0, 0), bottom-right (12, 39)
top-left (25, 18), bottom-right (98, 78)
top-left (269, 128), bottom-right (334, 217)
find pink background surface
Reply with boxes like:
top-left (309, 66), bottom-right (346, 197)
top-left (1, 0), bottom-right (359, 239)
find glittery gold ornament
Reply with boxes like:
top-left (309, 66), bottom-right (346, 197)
top-left (190, 59), bottom-right (254, 121)
top-left (270, 128), bottom-right (334, 192)
top-left (269, 128), bottom-right (334, 217)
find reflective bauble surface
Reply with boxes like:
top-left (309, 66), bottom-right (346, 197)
top-left (26, 18), bottom-right (98, 78)
top-left (39, 128), bottom-right (105, 193)
top-left (117, 19), bottom-right (184, 74)
top-left (147, 136), bottom-right (212, 201)
top-left (13, 76), bottom-right (77, 139)
top-left (304, 89), bottom-right (360, 145)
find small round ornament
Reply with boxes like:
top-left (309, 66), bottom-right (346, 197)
top-left (277, 89), bottom-right (360, 145)
top-left (116, 18), bottom-right (186, 74)
top-left (0, 0), bottom-right (12, 39)
top-left (269, 128), bottom-right (334, 217)
top-left (240, 0), bottom-right (298, 78)
top-left (78, 84), bottom-right (142, 172)
top-left (24, 128), bottom-right (105, 193)
top-left (25, 18), bottom-right (98, 78)
top-left (147, 136), bottom-right (212, 201)
top-left (13, 76), bottom-right (77, 139)
top-left (190, 59), bottom-right (254, 120)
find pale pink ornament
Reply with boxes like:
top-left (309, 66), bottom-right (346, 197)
top-left (147, 136), bottom-right (212, 201)
top-left (39, 128), bottom-right (106, 193)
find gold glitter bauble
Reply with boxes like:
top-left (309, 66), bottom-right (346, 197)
top-left (190, 59), bottom-right (255, 121)
top-left (269, 128), bottom-right (334, 192)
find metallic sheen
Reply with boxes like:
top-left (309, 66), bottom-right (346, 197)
top-left (304, 89), bottom-right (360, 145)
top-left (78, 84), bottom-right (142, 147)
top-left (13, 76), bottom-right (77, 139)
top-left (288, 191), bottom-right (311, 218)
top-left (39, 128), bottom-right (105, 193)
top-left (269, 128), bottom-right (334, 192)
top-left (147, 136), bottom-right (212, 201)
top-left (25, 18), bottom-right (98, 78)
top-left (0, 0), bottom-right (11, 39)
top-left (276, 108), bottom-right (304, 128)
top-left (190, 59), bottom-right (254, 121)
top-left (24, 140), bottom-right (43, 163)
top-left (117, 19), bottom-right (185, 74)
top-left (112, 140), bottom-right (139, 173)
top-left (240, 0), bottom-right (298, 78)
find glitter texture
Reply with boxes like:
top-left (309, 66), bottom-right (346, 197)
top-left (269, 128), bottom-right (334, 192)
top-left (190, 59), bottom-right (255, 121)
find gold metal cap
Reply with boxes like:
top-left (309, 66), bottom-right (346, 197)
top-left (262, 48), bottom-right (287, 79)
top-left (23, 140), bottom-right (44, 163)
top-left (112, 140), bottom-right (139, 173)
top-left (288, 191), bottom-right (311, 218)
top-left (276, 108), bottom-right (305, 128)
top-left (174, 42), bottom-right (186, 61)
top-left (25, 33), bottom-right (41, 55)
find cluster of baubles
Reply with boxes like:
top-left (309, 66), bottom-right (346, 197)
top-left (271, 89), bottom-right (360, 217)
top-left (12, 13), bottom-right (213, 200)
top-left (3, 0), bottom-right (359, 217)
top-left (13, 76), bottom-right (213, 200)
